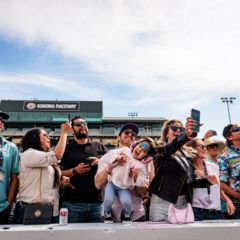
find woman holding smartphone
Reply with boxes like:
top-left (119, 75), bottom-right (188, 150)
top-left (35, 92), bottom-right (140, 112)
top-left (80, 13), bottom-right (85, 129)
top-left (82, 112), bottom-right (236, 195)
top-left (148, 118), bottom-right (195, 222)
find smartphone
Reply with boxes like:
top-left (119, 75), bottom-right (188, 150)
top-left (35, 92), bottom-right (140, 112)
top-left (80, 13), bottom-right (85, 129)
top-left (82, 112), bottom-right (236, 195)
top-left (83, 157), bottom-right (91, 166)
top-left (67, 114), bottom-right (71, 122)
top-left (191, 109), bottom-right (200, 132)
top-left (211, 130), bottom-right (217, 136)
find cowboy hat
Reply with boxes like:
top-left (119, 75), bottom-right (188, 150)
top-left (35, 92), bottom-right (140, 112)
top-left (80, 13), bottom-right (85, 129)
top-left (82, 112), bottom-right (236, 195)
top-left (204, 138), bottom-right (225, 152)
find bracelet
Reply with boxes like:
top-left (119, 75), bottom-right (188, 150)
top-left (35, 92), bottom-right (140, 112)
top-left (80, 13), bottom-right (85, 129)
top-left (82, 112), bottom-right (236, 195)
top-left (72, 168), bottom-right (77, 176)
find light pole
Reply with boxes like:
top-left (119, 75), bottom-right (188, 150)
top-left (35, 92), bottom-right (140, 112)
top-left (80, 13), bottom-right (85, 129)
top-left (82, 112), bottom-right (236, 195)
top-left (221, 97), bottom-right (236, 123)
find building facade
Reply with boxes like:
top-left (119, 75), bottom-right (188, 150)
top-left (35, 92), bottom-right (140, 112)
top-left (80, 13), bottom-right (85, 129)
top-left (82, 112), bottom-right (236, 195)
top-left (0, 100), bottom-right (166, 148)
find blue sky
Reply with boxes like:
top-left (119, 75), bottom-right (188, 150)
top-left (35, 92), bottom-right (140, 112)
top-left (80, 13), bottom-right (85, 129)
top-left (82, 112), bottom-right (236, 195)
top-left (0, 0), bottom-right (240, 140)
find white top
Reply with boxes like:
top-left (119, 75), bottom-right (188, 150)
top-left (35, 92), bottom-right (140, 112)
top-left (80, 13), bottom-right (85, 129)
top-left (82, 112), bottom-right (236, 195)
top-left (97, 147), bottom-right (150, 221)
top-left (99, 147), bottom-right (148, 189)
top-left (16, 148), bottom-right (60, 216)
top-left (192, 161), bottom-right (221, 210)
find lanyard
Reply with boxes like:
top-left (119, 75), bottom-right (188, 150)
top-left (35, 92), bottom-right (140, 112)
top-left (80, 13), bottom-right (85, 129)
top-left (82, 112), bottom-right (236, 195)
top-left (203, 161), bottom-right (210, 195)
top-left (0, 137), bottom-right (3, 169)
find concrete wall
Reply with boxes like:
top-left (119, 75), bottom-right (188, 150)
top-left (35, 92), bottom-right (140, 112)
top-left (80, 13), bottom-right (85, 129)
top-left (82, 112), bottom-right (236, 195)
top-left (1, 221), bottom-right (240, 240)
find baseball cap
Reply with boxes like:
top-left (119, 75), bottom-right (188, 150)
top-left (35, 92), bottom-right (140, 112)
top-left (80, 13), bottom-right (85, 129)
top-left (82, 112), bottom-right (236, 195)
top-left (119, 123), bottom-right (139, 135)
top-left (222, 124), bottom-right (234, 139)
top-left (0, 111), bottom-right (9, 122)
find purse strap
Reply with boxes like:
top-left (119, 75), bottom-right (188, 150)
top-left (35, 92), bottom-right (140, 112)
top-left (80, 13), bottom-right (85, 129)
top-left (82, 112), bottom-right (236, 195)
top-left (203, 161), bottom-right (211, 196)
top-left (39, 168), bottom-right (43, 201)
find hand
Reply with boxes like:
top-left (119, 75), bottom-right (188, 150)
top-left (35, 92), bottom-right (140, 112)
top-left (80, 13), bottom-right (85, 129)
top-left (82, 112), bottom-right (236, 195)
top-left (117, 153), bottom-right (127, 166)
top-left (74, 163), bottom-right (91, 174)
top-left (195, 169), bottom-right (205, 179)
top-left (129, 167), bottom-right (140, 182)
top-left (61, 122), bottom-right (73, 134)
top-left (60, 176), bottom-right (75, 189)
top-left (226, 199), bottom-right (236, 215)
top-left (207, 174), bottom-right (219, 185)
top-left (203, 130), bottom-right (214, 140)
top-left (88, 156), bottom-right (99, 166)
top-left (185, 117), bottom-right (196, 138)
top-left (185, 117), bottom-right (203, 138)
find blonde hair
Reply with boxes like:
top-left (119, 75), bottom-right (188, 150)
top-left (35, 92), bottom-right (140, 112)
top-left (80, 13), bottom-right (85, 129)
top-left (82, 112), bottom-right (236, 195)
top-left (159, 119), bottom-right (183, 143)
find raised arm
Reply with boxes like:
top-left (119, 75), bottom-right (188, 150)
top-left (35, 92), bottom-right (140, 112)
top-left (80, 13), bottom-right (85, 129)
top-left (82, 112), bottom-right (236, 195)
top-left (54, 122), bottom-right (72, 160)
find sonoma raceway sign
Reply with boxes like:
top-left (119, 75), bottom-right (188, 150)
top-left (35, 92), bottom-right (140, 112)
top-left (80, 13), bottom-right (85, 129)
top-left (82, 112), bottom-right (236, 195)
top-left (23, 101), bottom-right (80, 111)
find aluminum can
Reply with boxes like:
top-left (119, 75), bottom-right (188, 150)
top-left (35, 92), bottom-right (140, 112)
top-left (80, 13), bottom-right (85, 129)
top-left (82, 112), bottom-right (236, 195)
top-left (59, 208), bottom-right (68, 225)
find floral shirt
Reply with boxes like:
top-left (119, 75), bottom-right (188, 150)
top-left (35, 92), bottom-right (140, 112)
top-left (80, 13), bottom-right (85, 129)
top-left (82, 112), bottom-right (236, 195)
top-left (218, 145), bottom-right (240, 193)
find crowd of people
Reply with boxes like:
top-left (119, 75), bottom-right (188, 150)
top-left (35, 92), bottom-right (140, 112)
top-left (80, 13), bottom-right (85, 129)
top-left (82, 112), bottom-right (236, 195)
top-left (0, 110), bottom-right (240, 225)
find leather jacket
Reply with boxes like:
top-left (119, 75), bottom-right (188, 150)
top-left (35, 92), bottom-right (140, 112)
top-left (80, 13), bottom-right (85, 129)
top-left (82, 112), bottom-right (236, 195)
top-left (148, 133), bottom-right (193, 204)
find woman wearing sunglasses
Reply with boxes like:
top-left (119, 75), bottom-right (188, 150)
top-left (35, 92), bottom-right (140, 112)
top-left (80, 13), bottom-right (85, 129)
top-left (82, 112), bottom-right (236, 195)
top-left (14, 123), bottom-right (71, 224)
top-left (148, 118), bottom-right (195, 222)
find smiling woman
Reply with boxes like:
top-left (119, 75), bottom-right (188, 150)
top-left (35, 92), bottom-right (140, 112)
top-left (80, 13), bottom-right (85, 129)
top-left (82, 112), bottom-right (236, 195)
top-left (13, 123), bottom-right (72, 224)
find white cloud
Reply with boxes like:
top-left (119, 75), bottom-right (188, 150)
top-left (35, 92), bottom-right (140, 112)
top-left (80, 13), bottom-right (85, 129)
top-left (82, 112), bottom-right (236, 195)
top-left (0, 0), bottom-right (239, 133)
top-left (0, 73), bottom-right (102, 100)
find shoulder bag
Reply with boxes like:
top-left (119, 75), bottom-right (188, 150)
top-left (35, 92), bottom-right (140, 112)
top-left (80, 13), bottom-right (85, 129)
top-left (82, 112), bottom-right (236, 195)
top-left (23, 168), bottom-right (53, 224)
top-left (167, 203), bottom-right (194, 224)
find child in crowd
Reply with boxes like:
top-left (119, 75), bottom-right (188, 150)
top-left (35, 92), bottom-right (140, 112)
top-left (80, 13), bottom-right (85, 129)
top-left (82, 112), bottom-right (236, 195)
top-left (103, 137), bottom-right (156, 223)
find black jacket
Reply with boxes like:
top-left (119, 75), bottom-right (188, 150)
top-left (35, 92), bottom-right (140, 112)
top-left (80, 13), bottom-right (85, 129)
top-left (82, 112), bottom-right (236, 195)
top-left (148, 133), bottom-right (193, 204)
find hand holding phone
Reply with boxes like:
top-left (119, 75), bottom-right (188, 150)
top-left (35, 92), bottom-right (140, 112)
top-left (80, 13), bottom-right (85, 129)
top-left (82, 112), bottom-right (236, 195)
top-left (67, 114), bottom-right (71, 122)
top-left (211, 130), bottom-right (217, 136)
top-left (191, 109), bottom-right (200, 132)
top-left (83, 157), bottom-right (92, 166)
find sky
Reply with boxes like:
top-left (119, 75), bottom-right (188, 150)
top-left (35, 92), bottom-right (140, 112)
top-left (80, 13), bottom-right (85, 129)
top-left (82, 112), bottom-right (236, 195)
top-left (0, 0), bottom-right (239, 140)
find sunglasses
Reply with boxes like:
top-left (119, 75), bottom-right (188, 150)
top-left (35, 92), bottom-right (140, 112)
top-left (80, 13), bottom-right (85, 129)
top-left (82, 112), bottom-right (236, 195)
top-left (139, 141), bottom-right (150, 154)
top-left (123, 130), bottom-right (137, 137)
top-left (230, 127), bottom-right (240, 134)
top-left (169, 125), bottom-right (185, 133)
top-left (73, 121), bottom-right (87, 127)
top-left (207, 144), bottom-right (219, 149)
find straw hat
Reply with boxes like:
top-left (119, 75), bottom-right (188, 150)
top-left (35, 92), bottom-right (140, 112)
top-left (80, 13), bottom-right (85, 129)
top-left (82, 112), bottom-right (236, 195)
top-left (204, 138), bottom-right (225, 152)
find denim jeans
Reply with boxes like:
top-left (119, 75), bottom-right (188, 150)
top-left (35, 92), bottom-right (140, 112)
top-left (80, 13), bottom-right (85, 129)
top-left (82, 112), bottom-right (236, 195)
top-left (62, 201), bottom-right (102, 223)
top-left (149, 194), bottom-right (187, 222)
top-left (0, 205), bottom-right (11, 224)
top-left (104, 182), bottom-right (133, 216)
top-left (193, 207), bottom-right (223, 221)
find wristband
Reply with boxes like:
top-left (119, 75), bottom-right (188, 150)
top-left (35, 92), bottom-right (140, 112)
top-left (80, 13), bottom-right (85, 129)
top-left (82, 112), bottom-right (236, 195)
top-left (72, 168), bottom-right (77, 176)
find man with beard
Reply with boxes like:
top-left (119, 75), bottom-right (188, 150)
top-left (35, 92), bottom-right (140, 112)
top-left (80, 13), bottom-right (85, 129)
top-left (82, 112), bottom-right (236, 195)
top-left (60, 116), bottom-right (108, 223)
top-left (95, 123), bottom-right (151, 222)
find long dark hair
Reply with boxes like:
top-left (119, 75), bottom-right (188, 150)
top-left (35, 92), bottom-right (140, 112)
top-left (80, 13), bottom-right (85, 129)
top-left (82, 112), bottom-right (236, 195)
top-left (21, 128), bottom-right (60, 188)
top-left (21, 128), bottom-right (43, 152)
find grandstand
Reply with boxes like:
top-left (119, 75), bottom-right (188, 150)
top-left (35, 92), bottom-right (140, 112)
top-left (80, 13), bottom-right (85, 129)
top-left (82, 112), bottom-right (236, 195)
top-left (0, 100), bottom-right (166, 147)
